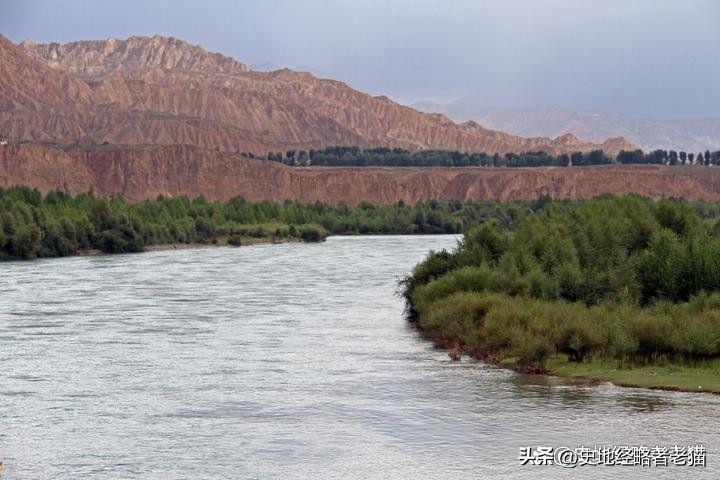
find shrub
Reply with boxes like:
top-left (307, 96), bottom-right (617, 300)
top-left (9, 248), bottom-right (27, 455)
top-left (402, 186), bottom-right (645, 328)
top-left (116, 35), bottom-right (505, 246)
top-left (299, 224), bottom-right (328, 242)
top-left (411, 266), bottom-right (493, 311)
top-left (403, 196), bottom-right (720, 369)
top-left (417, 292), bottom-right (497, 350)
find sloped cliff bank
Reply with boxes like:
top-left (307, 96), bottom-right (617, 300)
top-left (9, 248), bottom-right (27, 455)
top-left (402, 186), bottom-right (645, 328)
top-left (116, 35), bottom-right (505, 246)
top-left (2, 144), bottom-right (720, 205)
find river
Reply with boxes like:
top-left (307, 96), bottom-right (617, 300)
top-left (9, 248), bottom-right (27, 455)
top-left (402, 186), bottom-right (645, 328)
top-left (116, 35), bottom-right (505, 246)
top-left (1, 235), bottom-right (718, 479)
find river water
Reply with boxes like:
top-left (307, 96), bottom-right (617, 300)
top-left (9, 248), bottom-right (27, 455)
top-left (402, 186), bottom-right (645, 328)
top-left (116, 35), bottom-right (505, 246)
top-left (1, 235), bottom-right (718, 479)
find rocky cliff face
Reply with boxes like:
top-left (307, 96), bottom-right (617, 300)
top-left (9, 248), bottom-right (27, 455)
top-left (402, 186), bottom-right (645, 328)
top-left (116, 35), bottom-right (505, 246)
top-left (2, 144), bottom-right (718, 205)
top-left (2, 35), bottom-right (636, 156)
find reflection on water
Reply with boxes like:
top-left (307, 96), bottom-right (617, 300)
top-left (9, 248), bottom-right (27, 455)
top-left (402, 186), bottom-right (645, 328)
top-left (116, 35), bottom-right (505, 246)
top-left (510, 373), bottom-right (601, 408)
top-left (620, 394), bottom-right (673, 414)
top-left (0, 235), bottom-right (718, 479)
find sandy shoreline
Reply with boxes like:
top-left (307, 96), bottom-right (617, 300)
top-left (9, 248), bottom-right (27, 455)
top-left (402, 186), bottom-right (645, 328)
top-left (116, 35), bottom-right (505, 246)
top-left (73, 238), bottom-right (300, 256)
top-left (144, 238), bottom-right (299, 252)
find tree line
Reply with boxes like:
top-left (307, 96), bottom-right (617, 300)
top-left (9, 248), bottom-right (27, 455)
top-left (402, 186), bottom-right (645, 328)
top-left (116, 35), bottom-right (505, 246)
top-left (403, 195), bottom-right (720, 369)
top-left (260, 146), bottom-right (720, 168)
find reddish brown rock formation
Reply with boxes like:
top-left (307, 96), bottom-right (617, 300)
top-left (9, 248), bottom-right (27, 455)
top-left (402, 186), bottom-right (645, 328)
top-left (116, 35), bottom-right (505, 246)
top-left (4, 34), bottom-right (678, 206)
top-left (21, 36), bottom-right (250, 77)
top-left (1, 34), bottom-right (635, 156)
top-left (2, 144), bottom-right (719, 205)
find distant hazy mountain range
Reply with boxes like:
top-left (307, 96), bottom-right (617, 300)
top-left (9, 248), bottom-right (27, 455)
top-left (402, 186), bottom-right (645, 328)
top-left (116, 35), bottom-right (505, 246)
top-left (412, 102), bottom-right (720, 153)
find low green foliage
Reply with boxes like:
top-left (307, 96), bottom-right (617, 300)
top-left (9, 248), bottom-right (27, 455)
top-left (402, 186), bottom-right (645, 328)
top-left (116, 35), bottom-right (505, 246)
top-left (404, 195), bottom-right (720, 378)
top-left (0, 186), bottom-right (539, 260)
top-left (546, 356), bottom-right (720, 393)
top-left (0, 187), bottom-right (335, 260)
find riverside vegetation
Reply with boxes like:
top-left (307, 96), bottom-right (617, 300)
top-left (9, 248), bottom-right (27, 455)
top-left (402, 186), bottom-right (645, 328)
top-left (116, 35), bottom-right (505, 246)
top-left (403, 195), bottom-right (720, 393)
top-left (0, 186), bottom-right (532, 260)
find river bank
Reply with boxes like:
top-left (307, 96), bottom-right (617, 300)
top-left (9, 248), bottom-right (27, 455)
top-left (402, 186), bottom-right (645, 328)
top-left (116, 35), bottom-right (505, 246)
top-left (435, 337), bottom-right (720, 395)
top-left (0, 184), bottom-right (503, 262)
top-left (143, 236), bottom-right (301, 252)
top-left (543, 356), bottom-right (720, 394)
top-left (498, 356), bottom-right (720, 394)
top-left (416, 291), bottom-right (720, 396)
top-left (403, 196), bottom-right (720, 397)
top-left (72, 236), bottom-right (305, 257)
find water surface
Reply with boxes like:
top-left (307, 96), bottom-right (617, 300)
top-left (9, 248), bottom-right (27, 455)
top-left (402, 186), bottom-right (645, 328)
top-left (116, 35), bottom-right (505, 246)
top-left (1, 236), bottom-right (718, 479)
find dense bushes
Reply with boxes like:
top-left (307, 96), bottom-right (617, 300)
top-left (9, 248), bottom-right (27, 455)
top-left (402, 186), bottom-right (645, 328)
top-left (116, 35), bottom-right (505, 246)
top-left (404, 195), bottom-right (720, 368)
top-left (0, 188), bottom-right (335, 260)
top-left (0, 186), bottom-right (538, 260)
top-left (412, 292), bottom-right (720, 367)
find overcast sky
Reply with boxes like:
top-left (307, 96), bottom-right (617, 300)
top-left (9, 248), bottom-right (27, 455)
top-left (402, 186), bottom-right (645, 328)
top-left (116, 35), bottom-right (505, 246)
top-left (2, 0), bottom-right (718, 119)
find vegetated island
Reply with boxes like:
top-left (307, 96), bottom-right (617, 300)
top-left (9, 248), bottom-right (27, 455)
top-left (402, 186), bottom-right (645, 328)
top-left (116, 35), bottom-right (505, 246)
top-left (0, 185), bottom-right (521, 261)
top-left (402, 194), bottom-right (720, 394)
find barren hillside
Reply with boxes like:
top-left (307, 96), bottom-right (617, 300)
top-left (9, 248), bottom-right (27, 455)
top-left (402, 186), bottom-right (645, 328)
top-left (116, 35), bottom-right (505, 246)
top-left (1, 35), bottom-right (635, 156)
top-left (2, 144), bottom-right (718, 205)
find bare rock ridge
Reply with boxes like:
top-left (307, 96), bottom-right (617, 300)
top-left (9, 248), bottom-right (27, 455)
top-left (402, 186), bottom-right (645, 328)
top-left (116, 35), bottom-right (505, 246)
top-left (20, 35), bottom-right (250, 78)
top-left (3, 34), bottom-right (635, 156)
top-left (2, 144), bottom-right (720, 206)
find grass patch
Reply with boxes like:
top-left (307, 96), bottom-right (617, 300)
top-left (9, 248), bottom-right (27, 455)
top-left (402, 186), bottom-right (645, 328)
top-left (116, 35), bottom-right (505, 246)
top-left (546, 355), bottom-right (720, 393)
